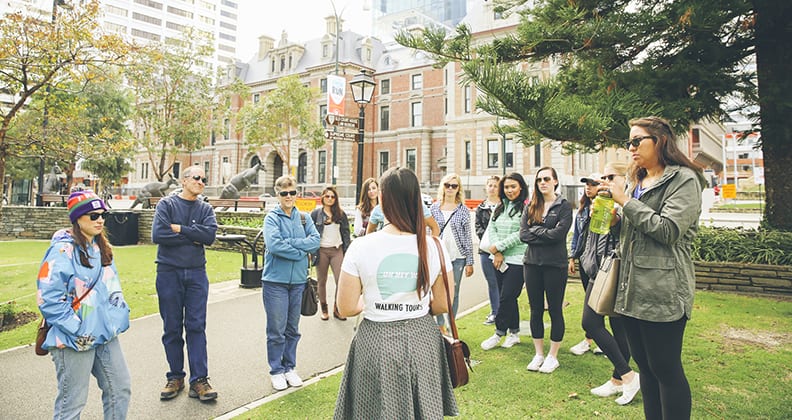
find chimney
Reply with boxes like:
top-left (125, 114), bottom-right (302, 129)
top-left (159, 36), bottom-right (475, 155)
top-left (325, 15), bottom-right (344, 36)
top-left (258, 35), bottom-right (275, 61)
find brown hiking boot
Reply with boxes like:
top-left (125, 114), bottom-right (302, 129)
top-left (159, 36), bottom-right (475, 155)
top-left (160, 377), bottom-right (184, 400)
top-left (189, 377), bottom-right (218, 401)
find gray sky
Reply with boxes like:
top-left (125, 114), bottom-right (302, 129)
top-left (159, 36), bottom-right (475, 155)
top-left (237, 0), bottom-right (371, 61)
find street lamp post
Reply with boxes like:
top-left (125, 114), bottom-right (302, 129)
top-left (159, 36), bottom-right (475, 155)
top-left (349, 70), bottom-right (376, 201)
top-left (37, 0), bottom-right (69, 206)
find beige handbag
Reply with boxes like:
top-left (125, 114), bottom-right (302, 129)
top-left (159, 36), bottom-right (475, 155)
top-left (587, 251), bottom-right (620, 316)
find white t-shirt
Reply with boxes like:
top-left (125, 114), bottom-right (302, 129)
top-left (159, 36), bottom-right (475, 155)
top-left (341, 231), bottom-right (452, 322)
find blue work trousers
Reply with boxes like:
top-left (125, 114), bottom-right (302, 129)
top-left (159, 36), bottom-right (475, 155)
top-left (156, 267), bottom-right (209, 384)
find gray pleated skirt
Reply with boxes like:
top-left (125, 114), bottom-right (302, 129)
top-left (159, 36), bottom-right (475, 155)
top-left (334, 314), bottom-right (459, 419)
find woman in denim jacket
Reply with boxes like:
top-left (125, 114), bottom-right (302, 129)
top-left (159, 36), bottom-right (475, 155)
top-left (607, 116), bottom-right (706, 420)
top-left (430, 173), bottom-right (474, 330)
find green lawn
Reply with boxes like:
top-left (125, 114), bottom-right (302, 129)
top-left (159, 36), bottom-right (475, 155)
top-left (0, 240), bottom-right (242, 350)
top-left (714, 202), bottom-right (763, 209)
top-left (237, 288), bottom-right (792, 419)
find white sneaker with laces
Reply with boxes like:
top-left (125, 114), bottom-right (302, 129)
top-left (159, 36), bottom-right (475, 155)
top-left (570, 339), bottom-right (591, 355)
top-left (615, 373), bottom-right (640, 405)
top-left (483, 314), bottom-right (496, 325)
top-left (538, 355), bottom-right (560, 373)
top-left (526, 354), bottom-right (545, 371)
top-left (270, 373), bottom-right (287, 391)
top-left (480, 334), bottom-right (502, 350)
top-left (501, 333), bottom-right (521, 348)
top-left (284, 370), bottom-right (303, 387)
top-left (591, 379), bottom-right (623, 397)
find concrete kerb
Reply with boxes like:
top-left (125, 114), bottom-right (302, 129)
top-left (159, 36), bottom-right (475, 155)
top-left (215, 300), bottom-right (492, 420)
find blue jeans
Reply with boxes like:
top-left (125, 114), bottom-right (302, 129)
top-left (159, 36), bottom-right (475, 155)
top-left (479, 253), bottom-right (499, 316)
top-left (156, 267), bottom-right (209, 383)
top-left (436, 258), bottom-right (466, 327)
top-left (262, 281), bottom-right (305, 375)
top-left (52, 338), bottom-right (131, 419)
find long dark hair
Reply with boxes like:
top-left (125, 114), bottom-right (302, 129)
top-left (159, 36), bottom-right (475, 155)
top-left (628, 116), bottom-right (704, 181)
top-left (527, 166), bottom-right (559, 225)
top-left (379, 167), bottom-right (430, 299)
top-left (71, 223), bottom-right (113, 268)
top-left (578, 193), bottom-right (592, 215)
top-left (492, 172), bottom-right (528, 221)
top-left (357, 177), bottom-right (378, 218)
top-left (321, 185), bottom-right (344, 223)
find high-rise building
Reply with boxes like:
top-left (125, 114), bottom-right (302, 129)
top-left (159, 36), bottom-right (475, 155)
top-left (371, 0), bottom-right (466, 39)
top-left (1, 0), bottom-right (239, 71)
top-left (100, 0), bottom-right (238, 70)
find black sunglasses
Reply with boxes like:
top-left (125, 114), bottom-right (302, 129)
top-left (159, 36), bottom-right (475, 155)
top-left (624, 135), bottom-right (656, 149)
top-left (323, 194), bottom-right (336, 199)
top-left (278, 190), bottom-right (298, 197)
top-left (537, 176), bottom-right (554, 183)
top-left (88, 212), bottom-right (107, 221)
top-left (190, 175), bottom-right (208, 184)
top-left (444, 183), bottom-right (459, 189)
top-left (601, 174), bottom-right (619, 181)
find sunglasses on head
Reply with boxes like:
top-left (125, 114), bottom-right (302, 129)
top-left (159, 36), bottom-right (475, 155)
top-left (624, 135), bottom-right (656, 149)
top-left (278, 190), bottom-right (298, 197)
top-left (537, 176), bottom-right (553, 183)
top-left (88, 212), bottom-right (107, 221)
top-left (444, 183), bottom-right (459, 189)
top-left (190, 175), bottom-right (208, 184)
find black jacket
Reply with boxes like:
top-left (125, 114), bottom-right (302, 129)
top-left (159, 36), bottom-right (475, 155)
top-left (519, 195), bottom-right (573, 268)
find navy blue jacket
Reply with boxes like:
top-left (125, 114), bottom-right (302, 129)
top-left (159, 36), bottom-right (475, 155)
top-left (152, 195), bottom-right (217, 270)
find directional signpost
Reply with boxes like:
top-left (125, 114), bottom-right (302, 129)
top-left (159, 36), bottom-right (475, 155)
top-left (324, 130), bottom-right (357, 142)
top-left (325, 114), bottom-right (359, 130)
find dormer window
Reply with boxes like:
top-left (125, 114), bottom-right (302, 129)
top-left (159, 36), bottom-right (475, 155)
top-left (323, 44), bottom-right (328, 58)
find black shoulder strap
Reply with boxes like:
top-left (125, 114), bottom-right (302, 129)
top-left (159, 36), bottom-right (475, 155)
top-left (438, 205), bottom-right (462, 237)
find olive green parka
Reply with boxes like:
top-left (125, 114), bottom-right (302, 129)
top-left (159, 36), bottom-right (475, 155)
top-left (614, 165), bottom-right (707, 322)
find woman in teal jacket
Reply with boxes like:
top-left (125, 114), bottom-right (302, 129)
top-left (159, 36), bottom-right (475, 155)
top-left (261, 175), bottom-right (321, 392)
top-left (608, 116), bottom-right (706, 420)
top-left (37, 190), bottom-right (131, 419)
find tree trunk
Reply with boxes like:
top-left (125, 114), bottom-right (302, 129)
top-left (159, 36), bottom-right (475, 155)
top-left (754, 0), bottom-right (792, 230)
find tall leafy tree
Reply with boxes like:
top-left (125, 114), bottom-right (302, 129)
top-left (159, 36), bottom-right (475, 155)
top-left (237, 75), bottom-right (324, 174)
top-left (0, 0), bottom-right (130, 206)
top-left (125, 30), bottom-right (215, 181)
top-left (399, 0), bottom-right (791, 230)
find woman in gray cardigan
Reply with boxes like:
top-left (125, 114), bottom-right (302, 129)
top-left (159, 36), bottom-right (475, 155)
top-left (607, 116), bottom-right (706, 420)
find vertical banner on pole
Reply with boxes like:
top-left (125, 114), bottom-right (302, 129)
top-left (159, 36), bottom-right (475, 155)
top-left (327, 75), bottom-right (346, 115)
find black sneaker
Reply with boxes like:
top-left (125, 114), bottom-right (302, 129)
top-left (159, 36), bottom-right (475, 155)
top-left (189, 377), bottom-right (218, 401)
top-left (160, 377), bottom-right (184, 400)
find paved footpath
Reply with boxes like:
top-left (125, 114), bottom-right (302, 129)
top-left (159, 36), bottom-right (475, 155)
top-left (0, 265), bottom-right (490, 419)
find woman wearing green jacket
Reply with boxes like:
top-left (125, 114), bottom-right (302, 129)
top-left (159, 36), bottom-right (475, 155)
top-left (607, 116), bottom-right (706, 420)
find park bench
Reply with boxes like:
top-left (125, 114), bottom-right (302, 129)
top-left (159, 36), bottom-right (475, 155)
top-left (40, 194), bottom-right (68, 207)
top-left (208, 198), bottom-right (265, 211)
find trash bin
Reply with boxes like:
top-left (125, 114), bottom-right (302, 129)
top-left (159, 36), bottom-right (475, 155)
top-left (105, 211), bottom-right (139, 246)
top-left (216, 231), bottom-right (264, 289)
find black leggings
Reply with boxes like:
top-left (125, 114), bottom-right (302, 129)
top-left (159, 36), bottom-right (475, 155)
top-left (622, 316), bottom-right (691, 420)
top-left (580, 269), bottom-right (592, 339)
top-left (524, 264), bottom-right (567, 342)
top-left (582, 281), bottom-right (631, 379)
top-left (493, 263), bottom-right (523, 335)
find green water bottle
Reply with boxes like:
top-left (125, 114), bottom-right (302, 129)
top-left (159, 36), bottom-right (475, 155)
top-left (589, 191), bottom-right (614, 235)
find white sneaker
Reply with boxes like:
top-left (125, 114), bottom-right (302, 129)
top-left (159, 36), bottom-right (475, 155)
top-left (538, 355), bottom-right (560, 373)
top-left (593, 346), bottom-right (604, 355)
top-left (570, 339), bottom-right (591, 355)
top-left (501, 333), bottom-right (521, 348)
top-left (615, 373), bottom-right (640, 405)
top-left (270, 373), bottom-right (287, 391)
top-left (591, 379), bottom-right (623, 397)
top-left (526, 354), bottom-right (545, 371)
top-left (483, 314), bottom-right (496, 325)
top-left (480, 334), bottom-right (502, 350)
top-left (284, 370), bottom-right (303, 387)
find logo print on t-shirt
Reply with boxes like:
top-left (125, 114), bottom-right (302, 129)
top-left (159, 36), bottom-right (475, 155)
top-left (376, 253), bottom-right (418, 299)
